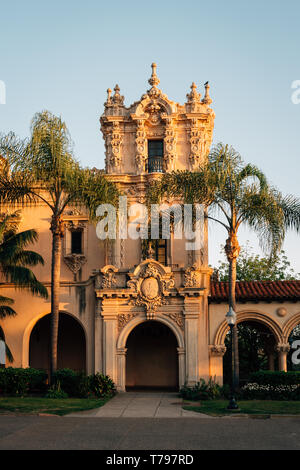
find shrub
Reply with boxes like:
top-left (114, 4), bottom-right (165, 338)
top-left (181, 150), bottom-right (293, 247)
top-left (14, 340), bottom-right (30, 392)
top-left (249, 371), bottom-right (300, 386)
top-left (45, 381), bottom-right (68, 399)
top-left (89, 373), bottom-right (116, 398)
top-left (0, 367), bottom-right (48, 396)
top-left (180, 378), bottom-right (221, 401)
top-left (52, 369), bottom-right (84, 397)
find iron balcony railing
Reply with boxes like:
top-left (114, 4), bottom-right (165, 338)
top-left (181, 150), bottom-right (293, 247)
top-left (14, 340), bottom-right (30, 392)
top-left (147, 155), bottom-right (163, 173)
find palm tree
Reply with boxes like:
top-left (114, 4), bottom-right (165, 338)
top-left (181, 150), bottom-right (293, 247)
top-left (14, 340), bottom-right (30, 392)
top-left (0, 210), bottom-right (47, 364)
top-left (149, 143), bottom-right (300, 387)
top-left (0, 110), bottom-right (119, 381)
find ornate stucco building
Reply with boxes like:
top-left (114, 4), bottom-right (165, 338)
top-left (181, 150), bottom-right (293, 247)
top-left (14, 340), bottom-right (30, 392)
top-left (1, 65), bottom-right (300, 390)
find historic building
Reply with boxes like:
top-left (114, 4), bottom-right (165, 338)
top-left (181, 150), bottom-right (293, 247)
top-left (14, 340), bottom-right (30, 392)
top-left (1, 64), bottom-right (300, 390)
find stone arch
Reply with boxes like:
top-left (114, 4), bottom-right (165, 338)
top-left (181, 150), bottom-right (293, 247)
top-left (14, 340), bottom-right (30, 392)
top-left (282, 312), bottom-right (300, 342)
top-left (116, 314), bottom-right (185, 391)
top-left (214, 309), bottom-right (284, 347)
top-left (24, 311), bottom-right (87, 371)
top-left (117, 313), bottom-right (184, 350)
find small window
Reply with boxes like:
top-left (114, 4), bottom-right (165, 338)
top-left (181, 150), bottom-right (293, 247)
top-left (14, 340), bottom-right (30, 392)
top-left (154, 239), bottom-right (167, 265)
top-left (147, 140), bottom-right (164, 173)
top-left (71, 230), bottom-right (83, 254)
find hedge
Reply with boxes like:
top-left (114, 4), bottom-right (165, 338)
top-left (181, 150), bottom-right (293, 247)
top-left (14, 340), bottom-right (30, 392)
top-left (249, 371), bottom-right (300, 386)
top-left (0, 367), bottom-right (48, 396)
top-left (53, 369), bottom-right (116, 398)
top-left (0, 367), bottom-right (116, 398)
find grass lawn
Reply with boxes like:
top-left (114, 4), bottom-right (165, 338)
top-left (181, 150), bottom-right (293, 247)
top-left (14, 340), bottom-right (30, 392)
top-left (183, 400), bottom-right (300, 416)
top-left (0, 397), bottom-right (110, 416)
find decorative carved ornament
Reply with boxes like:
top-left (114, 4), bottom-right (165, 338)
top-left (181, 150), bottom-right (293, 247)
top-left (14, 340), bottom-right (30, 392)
top-left (117, 313), bottom-right (139, 332)
top-left (127, 261), bottom-right (174, 320)
top-left (100, 265), bottom-right (118, 289)
top-left (106, 121), bottom-right (122, 172)
top-left (64, 254), bottom-right (87, 274)
top-left (135, 119), bottom-right (147, 173)
top-left (165, 312), bottom-right (185, 331)
top-left (188, 118), bottom-right (203, 171)
top-left (275, 343), bottom-right (290, 354)
top-left (163, 118), bottom-right (177, 172)
top-left (209, 345), bottom-right (227, 357)
top-left (184, 263), bottom-right (202, 288)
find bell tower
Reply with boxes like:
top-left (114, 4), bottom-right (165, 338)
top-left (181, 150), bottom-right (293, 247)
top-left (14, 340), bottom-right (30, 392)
top-left (100, 63), bottom-right (215, 176)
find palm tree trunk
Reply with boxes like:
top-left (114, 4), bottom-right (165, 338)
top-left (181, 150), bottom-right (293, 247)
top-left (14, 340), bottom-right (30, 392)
top-left (50, 216), bottom-right (63, 384)
top-left (225, 233), bottom-right (240, 390)
top-left (229, 256), bottom-right (240, 389)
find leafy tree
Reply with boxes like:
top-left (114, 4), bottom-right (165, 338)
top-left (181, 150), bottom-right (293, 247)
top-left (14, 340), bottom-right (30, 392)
top-left (0, 210), bottom-right (47, 363)
top-left (215, 242), bottom-right (300, 281)
top-left (149, 143), bottom-right (300, 386)
top-left (0, 110), bottom-right (119, 381)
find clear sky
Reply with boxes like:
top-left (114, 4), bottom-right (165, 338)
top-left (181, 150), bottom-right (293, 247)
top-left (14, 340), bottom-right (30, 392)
top-left (0, 0), bottom-right (299, 272)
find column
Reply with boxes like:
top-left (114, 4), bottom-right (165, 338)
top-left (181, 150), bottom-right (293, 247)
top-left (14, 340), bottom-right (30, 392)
top-left (116, 348), bottom-right (127, 392)
top-left (94, 298), bottom-right (103, 373)
top-left (276, 343), bottom-right (290, 372)
top-left (177, 347), bottom-right (186, 389)
top-left (184, 298), bottom-right (201, 386)
top-left (209, 345), bottom-right (226, 385)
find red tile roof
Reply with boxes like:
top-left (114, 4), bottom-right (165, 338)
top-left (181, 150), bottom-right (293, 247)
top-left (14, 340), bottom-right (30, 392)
top-left (210, 280), bottom-right (300, 303)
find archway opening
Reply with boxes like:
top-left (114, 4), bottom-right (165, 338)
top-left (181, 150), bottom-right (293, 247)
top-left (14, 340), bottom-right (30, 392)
top-left (125, 320), bottom-right (178, 391)
top-left (29, 312), bottom-right (86, 373)
top-left (223, 320), bottom-right (278, 386)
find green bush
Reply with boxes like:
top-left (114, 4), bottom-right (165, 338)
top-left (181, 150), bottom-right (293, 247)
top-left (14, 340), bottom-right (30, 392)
top-left (0, 367), bottom-right (48, 396)
top-left (89, 373), bottom-right (116, 398)
top-left (52, 369), bottom-right (82, 397)
top-left (249, 371), bottom-right (300, 386)
top-left (45, 381), bottom-right (68, 399)
top-left (180, 378), bottom-right (221, 401)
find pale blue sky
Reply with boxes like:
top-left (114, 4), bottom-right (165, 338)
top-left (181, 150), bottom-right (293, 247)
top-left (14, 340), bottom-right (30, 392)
top-left (0, 0), bottom-right (300, 272)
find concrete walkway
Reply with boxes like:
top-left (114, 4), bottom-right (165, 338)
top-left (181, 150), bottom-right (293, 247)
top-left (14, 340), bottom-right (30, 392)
top-left (67, 392), bottom-right (214, 418)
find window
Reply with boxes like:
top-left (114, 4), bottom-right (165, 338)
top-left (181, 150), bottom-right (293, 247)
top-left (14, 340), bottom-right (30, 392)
top-left (71, 230), bottom-right (83, 254)
top-left (154, 239), bottom-right (167, 265)
top-left (147, 140), bottom-right (164, 173)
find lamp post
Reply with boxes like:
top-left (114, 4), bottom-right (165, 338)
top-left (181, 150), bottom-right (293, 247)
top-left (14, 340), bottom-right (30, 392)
top-left (226, 307), bottom-right (239, 410)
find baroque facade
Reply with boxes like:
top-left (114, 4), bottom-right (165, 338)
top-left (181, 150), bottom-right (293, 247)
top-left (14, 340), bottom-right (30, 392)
top-left (0, 65), bottom-right (300, 390)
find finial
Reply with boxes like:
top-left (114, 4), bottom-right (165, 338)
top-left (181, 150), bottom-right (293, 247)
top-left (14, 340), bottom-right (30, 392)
top-left (186, 82), bottom-right (201, 103)
top-left (148, 62), bottom-right (160, 88)
top-left (112, 84), bottom-right (124, 106)
top-left (202, 81), bottom-right (212, 105)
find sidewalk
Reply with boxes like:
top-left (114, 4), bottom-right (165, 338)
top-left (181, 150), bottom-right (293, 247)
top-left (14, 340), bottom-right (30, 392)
top-left (66, 391), bottom-right (214, 418)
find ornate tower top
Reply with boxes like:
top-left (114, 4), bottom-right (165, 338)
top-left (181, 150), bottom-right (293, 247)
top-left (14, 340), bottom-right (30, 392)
top-left (148, 62), bottom-right (160, 88)
top-left (100, 63), bottom-right (215, 174)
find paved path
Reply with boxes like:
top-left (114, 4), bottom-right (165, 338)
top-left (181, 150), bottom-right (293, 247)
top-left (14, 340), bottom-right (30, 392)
top-left (67, 392), bottom-right (213, 418)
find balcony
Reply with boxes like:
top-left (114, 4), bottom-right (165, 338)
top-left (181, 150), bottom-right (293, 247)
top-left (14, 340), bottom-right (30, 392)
top-left (147, 155), bottom-right (163, 173)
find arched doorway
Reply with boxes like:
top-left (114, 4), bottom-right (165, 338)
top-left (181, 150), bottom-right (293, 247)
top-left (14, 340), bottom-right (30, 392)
top-left (223, 320), bottom-right (278, 385)
top-left (125, 321), bottom-right (179, 391)
top-left (29, 312), bottom-right (86, 373)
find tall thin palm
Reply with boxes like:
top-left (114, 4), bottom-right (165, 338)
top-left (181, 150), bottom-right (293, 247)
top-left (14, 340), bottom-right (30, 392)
top-left (149, 143), bottom-right (300, 386)
top-left (0, 111), bottom-right (119, 381)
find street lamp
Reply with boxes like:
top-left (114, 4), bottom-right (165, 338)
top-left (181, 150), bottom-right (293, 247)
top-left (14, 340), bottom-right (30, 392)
top-left (225, 307), bottom-right (239, 410)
